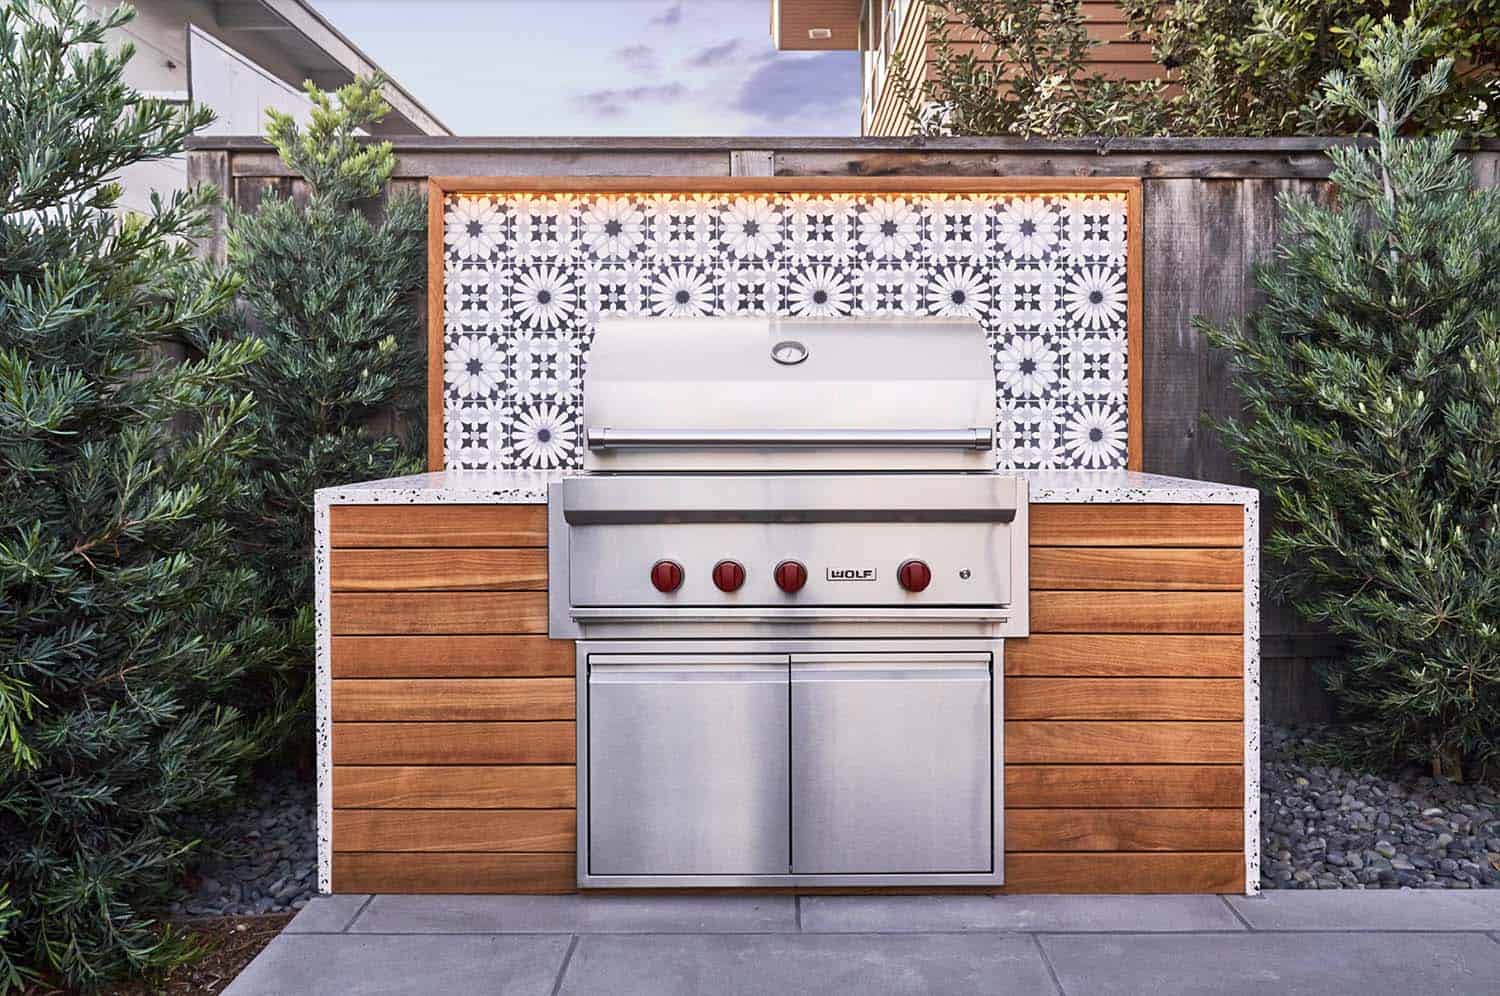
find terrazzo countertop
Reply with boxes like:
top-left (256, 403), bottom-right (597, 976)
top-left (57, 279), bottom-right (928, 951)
top-left (316, 469), bottom-right (1258, 505)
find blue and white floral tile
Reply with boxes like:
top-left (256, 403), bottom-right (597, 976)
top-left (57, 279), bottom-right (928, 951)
top-left (501, 396), bottom-right (581, 471)
top-left (441, 191), bottom-right (1133, 472)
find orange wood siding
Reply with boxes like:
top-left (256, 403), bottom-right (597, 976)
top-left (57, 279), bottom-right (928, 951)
top-left (867, 1), bottom-right (1166, 136)
top-left (327, 500), bottom-right (1246, 895)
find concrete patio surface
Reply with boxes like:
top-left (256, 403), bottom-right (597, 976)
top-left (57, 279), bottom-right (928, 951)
top-left (225, 891), bottom-right (1500, 995)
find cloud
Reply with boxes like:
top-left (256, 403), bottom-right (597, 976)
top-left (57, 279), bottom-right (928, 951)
top-left (614, 43), bottom-right (658, 74)
top-left (732, 52), bottom-right (859, 124)
top-left (574, 82), bottom-right (689, 119)
top-left (685, 38), bottom-right (743, 68)
top-left (647, 3), bottom-right (683, 28)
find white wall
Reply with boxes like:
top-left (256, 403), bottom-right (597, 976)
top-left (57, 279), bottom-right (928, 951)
top-left (88, 1), bottom-right (314, 214)
top-left (190, 25), bottom-right (315, 137)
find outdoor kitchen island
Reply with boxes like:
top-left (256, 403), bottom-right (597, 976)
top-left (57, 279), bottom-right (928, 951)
top-left (313, 468), bottom-right (1259, 898)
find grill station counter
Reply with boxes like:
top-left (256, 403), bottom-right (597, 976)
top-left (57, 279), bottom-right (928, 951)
top-left (313, 315), bottom-right (1261, 897)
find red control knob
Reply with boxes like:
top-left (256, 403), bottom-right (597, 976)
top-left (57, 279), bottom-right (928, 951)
top-left (897, 559), bottom-right (932, 593)
top-left (712, 560), bottom-right (746, 592)
top-left (650, 560), bottom-right (684, 593)
top-left (773, 560), bottom-right (807, 593)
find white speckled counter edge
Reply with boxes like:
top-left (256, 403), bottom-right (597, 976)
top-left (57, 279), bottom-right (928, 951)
top-left (313, 469), bottom-right (1262, 896)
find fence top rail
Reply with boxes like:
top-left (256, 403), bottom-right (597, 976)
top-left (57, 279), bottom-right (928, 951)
top-left (186, 134), bottom-right (1500, 155)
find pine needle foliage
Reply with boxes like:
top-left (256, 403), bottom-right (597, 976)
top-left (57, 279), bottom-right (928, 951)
top-left (223, 77), bottom-right (425, 748)
top-left (1203, 16), bottom-right (1500, 779)
top-left (0, 1), bottom-right (284, 988)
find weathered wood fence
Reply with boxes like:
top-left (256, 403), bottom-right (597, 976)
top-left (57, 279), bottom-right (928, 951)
top-left (186, 135), bottom-right (1500, 722)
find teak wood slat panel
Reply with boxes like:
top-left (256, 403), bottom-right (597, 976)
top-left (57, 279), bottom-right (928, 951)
top-left (331, 721), bottom-right (575, 765)
top-left (333, 766), bottom-right (575, 809)
top-left (1002, 852), bottom-right (1243, 894)
top-left (1032, 591), bottom-right (1242, 634)
top-left (1030, 547), bottom-right (1241, 590)
top-left (1006, 722), bottom-right (1243, 764)
top-left (333, 852), bottom-right (575, 894)
top-left (1005, 678), bottom-right (1242, 721)
top-left (1031, 504), bottom-right (1242, 547)
top-left (330, 592), bottom-right (548, 635)
top-left (331, 635), bottom-right (574, 678)
top-left (1004, 635), bottom-right (1242, 677)
top-left (1006, 809), bottom-right (1243, 852)
top-left (329, 504), bottom-right (547, 548)
top-left (332, 679), bottom-right (573, 722)
top-left (1006, 765), bottom-right (1242, 808)
top-left (332, 810), bottom-right (575, 853)
top-left (330, 548), bottom-right (546, 591)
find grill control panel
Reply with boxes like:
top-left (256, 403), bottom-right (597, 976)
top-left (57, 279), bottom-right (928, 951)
top-left (579, 520), bottom-right (1010, 609)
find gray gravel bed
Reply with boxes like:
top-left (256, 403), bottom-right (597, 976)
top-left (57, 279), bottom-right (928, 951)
top-left (170, 771), bottom-right (316, 917)
top-left (1262, 724), bottom-right (1500, 890)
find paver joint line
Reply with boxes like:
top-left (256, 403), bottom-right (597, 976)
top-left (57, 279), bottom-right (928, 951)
top-left (549, 934), bottom-right (580, 996)
top-left (344, 894), bottom-right (375, 933)
top-left (1029, 932), bottom-right (1068, 996)
top-left (1218, 894), bottom-right (1256, 931)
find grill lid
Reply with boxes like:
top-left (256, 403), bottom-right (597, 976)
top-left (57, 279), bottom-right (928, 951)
top-left (582, 316), bottom-right (997, 471)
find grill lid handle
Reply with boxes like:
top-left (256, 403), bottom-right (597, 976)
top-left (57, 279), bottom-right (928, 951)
top-left (586, 427), bottom-right (994, 451)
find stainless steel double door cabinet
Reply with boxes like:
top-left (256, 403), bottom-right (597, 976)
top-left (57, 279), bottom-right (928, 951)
top-left (579, 640), bottom-right (1002, 887)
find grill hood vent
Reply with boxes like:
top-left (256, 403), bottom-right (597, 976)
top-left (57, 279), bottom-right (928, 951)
top-left (582, 317), bottom-right (997, 472)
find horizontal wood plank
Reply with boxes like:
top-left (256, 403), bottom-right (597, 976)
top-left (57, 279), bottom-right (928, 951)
top-left (332, 810), bottom-right (575, 853)
top-left (1032, 591), bottom-right (1242, 634)
top-left (332, 721), bottom-right (575, 764)
top-left (1006, 809), bottom-right (1243, 852)
top-left (334, 766), bottom-right (575, 809)
top-left (1006, 722), bottom-right (1243, 763)
top-left (330, 548), bottom-right (546, 591)
top-left (1031, 504), bottom-right (1242, 547)
top-left (331, 635), bottom-right (574, 678)
top-left (332, 679), bottom-right (573, 722)
top-left (1002, 852), bottom-right (1243, 893)
top-left (1005, 635), bottom-right (1243, 677)
top-left (1030, 547), bottom-right (1241, 590)
top-left (1006, 678), bottom-right (1242, 721)
top-left (1007, 765), bottom-right (1243, 808)
top-left (331, 592), bottom-right (548, 635)
top-left (330, 504), bottom-right (546, 548)
top-left (332, 852), bottom-right (574, 893)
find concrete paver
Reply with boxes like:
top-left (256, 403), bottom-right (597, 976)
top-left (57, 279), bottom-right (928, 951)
top-left (1039, 931), bottom-right (1500, 996)
top-left (349, 893), bottom-right (797, 934)
top-left (1225, 890), bottom-right (1500, 931)
top-left (226, 893), bottom-right (1500, 994)
top-left (800, 894), bottom-right (1247, 933)
top-left (557, 933), bottom-right (1058, 996)
top-left (281, 894), bottom-right (371, 934)
top-left (223, 933), bottom-right (570, 996)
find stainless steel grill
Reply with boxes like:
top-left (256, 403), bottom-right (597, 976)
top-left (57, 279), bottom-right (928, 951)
top-left (548, 315), bottom-right (1028, 888)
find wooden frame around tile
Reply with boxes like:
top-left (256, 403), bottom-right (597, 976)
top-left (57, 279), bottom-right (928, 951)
top-left (425, 176), bottom-right (1145, 473)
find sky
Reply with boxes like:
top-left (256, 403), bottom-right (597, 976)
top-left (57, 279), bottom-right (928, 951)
top-left (309, 0), bottom-right (861, 136)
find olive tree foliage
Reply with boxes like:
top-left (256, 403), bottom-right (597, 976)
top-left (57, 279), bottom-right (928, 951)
top-left (898, 0), bottom-right (1497, 138)
top-left (892, 0), bottom-right (1169, 138)
top-left (1203, 16), bottom-right (1500, 778)
top-left (1120, 0), bottom-right (1499, 136)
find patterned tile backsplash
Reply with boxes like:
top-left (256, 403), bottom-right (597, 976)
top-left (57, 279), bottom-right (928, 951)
top-left (441, 190), bottom-right (1131, 471)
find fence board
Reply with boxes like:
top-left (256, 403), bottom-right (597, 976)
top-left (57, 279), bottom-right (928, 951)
top-left (189, 137), bottom-right (1500, 721)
